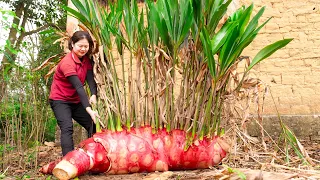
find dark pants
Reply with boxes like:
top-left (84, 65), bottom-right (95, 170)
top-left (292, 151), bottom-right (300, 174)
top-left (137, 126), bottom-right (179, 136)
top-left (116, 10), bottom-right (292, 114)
top-left (49, 100), bottom-right (96, 156)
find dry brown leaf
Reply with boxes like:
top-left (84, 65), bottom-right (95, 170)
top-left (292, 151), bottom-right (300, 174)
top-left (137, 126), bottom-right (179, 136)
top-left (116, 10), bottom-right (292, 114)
top-left (32, 53), bottom-right (64, 72)
top-left (44, 141), bottom-right (55, 147)
top-left (38, 152), bottom-right (49, 158)
top-left (44, 65), bottom-right (58, 79)
top-left (14, 169), bottom-right (25, 173)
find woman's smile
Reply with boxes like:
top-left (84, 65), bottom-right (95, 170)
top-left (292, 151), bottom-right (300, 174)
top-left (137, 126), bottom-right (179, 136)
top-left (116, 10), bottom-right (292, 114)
top-left (73, 39), bottom-right (90, 57)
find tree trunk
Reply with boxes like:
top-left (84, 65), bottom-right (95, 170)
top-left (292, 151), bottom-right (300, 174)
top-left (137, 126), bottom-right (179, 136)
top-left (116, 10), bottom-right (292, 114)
top-left (0, 1), bottom-right (24, 102)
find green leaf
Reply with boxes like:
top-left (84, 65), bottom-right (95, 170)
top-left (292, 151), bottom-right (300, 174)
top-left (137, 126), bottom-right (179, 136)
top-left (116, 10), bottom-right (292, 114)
top-left (213, 0), bottom-right (224, 12)
top-left (229, 5), bottom-right (245, 21)
top-left (71, 0), bottom-right (89, 20)
top-left (191, 0), bottom-right (202, 24)
top-left (238, 4), bottom-right (253, 36)
top-left (281, 123), bottom-right (305, 160)
top-left (151, 3), bottom-right (170, 48)
top-left (39, 28), bottom-right (55, 35)
top-left (158, 0), bottom-right (173, 38)
top-left (207, 0), bottom-right (232, 35)
top-left (230, 17), bottom-right (272, 62)
top-left (253, 17), bottom-right (272, 35)
top-left (0, 9), bottom-right (17, 17)
top-left (5, 40), bottom-right (18, 55)
top-left (200, 28), bottom-right (215, 77)
top-left (240, 6), bottom-right (265, 43)
top-left (177, 0), bottom-right (193, 46)
top-left (210, 21), bottom-right (238, 54)
top-left (62, 5), bottom-right (91, 28)
top-left (84, 0), bottom-right (92, 21)
top-left (219, 24), bottom-right (240, 74)
top-left (227, 32), bottom-right (257, 65)
top-left (116, 28), bottom-right (123, 55)
top-left (247, 38), bottom-right (293, 71)
top-left (146, 0), bottom-right (159, 45)
top-left (138, 9), bottom-right (148, 47)
top-left (223, 165), bottom-right (247, 180)
top-left (233, 169), bottom-right (247, 180)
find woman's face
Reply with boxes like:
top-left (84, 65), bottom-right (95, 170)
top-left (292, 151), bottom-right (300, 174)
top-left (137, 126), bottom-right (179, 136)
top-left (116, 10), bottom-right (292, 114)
top-left (72, 38), bottom-right (90, 58)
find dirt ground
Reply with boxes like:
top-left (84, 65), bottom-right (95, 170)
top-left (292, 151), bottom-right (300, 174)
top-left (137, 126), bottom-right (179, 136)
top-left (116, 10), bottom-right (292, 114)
top-left (2, 139), bottom-right (320, 180)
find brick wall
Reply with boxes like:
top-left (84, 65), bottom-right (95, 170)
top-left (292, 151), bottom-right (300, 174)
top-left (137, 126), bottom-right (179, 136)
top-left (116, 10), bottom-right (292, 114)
top-left (236, 0), bottom-right (320, 115)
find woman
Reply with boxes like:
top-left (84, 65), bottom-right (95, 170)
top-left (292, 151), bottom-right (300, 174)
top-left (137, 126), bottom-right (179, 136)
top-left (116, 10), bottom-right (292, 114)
top-left (49, 31), bottom-right (99, 156)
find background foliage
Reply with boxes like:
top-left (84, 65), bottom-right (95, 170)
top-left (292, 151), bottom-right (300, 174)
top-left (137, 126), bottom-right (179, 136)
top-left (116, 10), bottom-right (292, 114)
top-left (0, 0), bottom-right (66, 171)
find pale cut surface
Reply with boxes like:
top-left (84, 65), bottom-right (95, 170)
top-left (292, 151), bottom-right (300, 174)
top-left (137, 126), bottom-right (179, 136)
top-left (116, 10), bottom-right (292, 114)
top-left (53, 160), bottom-right (77, 180)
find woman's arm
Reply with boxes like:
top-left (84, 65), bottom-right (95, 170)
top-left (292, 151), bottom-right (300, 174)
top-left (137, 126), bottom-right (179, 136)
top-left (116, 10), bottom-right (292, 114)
top-left (86, 70), bottom-right (97, 105)
top-left (86, 70), bottom-right (97, 95)
top-left (67, 75), bottom-right (90, 108)
top-left (67, 75), bottom-right (99, 123)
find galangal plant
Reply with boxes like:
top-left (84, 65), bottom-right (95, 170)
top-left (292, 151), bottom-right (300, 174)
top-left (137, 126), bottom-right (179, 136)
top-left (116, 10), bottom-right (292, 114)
top-left (38, 0), bottom-right (293, 179)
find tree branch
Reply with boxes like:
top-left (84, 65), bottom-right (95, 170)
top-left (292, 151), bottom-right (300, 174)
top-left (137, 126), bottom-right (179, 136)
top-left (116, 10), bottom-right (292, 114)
top-left (22, 24), bottom-right (51, 37)
top-left (21, 23), bottom-right (65, 37)
top-left (16, 23), bottom-right (65, 49)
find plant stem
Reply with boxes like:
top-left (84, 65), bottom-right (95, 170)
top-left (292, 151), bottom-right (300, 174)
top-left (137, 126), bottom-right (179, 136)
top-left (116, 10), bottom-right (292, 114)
top-left (120, 53), bottom-right (127, 123)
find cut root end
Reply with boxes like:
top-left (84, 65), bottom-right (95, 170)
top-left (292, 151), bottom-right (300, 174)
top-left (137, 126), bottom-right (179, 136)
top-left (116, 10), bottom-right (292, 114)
top-left (52, 160), bottom-right (77, 180)
top-left (216, 137), bottom-right (230, 152)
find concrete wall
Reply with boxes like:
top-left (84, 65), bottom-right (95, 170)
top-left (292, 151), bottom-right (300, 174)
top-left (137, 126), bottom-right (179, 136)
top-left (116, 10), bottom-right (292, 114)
top-left (247, 115), bottom-right (320, 139)
top-left (236, 0), bottom-right (320, 115)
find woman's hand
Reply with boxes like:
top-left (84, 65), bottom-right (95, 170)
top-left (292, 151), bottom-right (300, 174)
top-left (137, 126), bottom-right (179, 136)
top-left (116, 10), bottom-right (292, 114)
top-left (86, 107), bottom-right (100, 124)
top-left (89, 95), bottom-right (97, 105)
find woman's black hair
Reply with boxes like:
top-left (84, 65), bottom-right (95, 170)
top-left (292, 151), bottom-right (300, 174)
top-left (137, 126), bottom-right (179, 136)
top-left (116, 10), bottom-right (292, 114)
top-left (68, 31), bottom-right (94, 56)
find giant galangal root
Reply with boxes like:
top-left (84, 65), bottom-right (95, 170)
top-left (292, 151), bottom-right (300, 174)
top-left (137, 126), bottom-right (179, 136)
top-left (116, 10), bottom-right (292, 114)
top-left (40, 126), bottom-right (230, 180)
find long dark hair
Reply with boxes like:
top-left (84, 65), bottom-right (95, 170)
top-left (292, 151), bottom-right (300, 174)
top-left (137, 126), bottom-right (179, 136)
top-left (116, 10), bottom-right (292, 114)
top-left (68, 31), bottom-right (94, 56)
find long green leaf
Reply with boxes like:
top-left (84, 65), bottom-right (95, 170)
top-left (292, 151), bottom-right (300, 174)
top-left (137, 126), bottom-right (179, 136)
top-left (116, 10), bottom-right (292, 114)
top-left (177, 0), bottom-right (193, 46)
top-left (240, 6), bottom-right (265, 43)
top-left (247, 38), bottom-right (293, 71)
top-left (253, 17), bottom-right (272, 35)
top-left (158, 0), bottom-right (173, 39)
top-left (229, 17), bottom-right (272, 63)
top-left (227, 32), bottom-right (257, 66)
top-left (151, 3), bottom-right (170, 48)
top-left (62, 6), bottom-right (91, 29)
top-left (210, 21), bottom-right (238, 54)
top-left (238, 4), bottom-right (253, 36)
top-left (146, 0), bottom-right (159, 45)
top-left (213, 0), bottom-right (224, 12)
top-left (84, 0), bottom-right (91, 17)
top-left (229, 5), bottom-right (245, 21)
top-left (71, 0), bottom-right (89, 20)
top-left (219, 24), bottom-right (240, 74)
top-left (228, 17), bottom-right (272, 62)
top-left (191, 0), bottom-right (202, 25)
top-left (207, 0), bottom-right (232, 35)
top-left (200, 28), bottom-right (215, 77)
